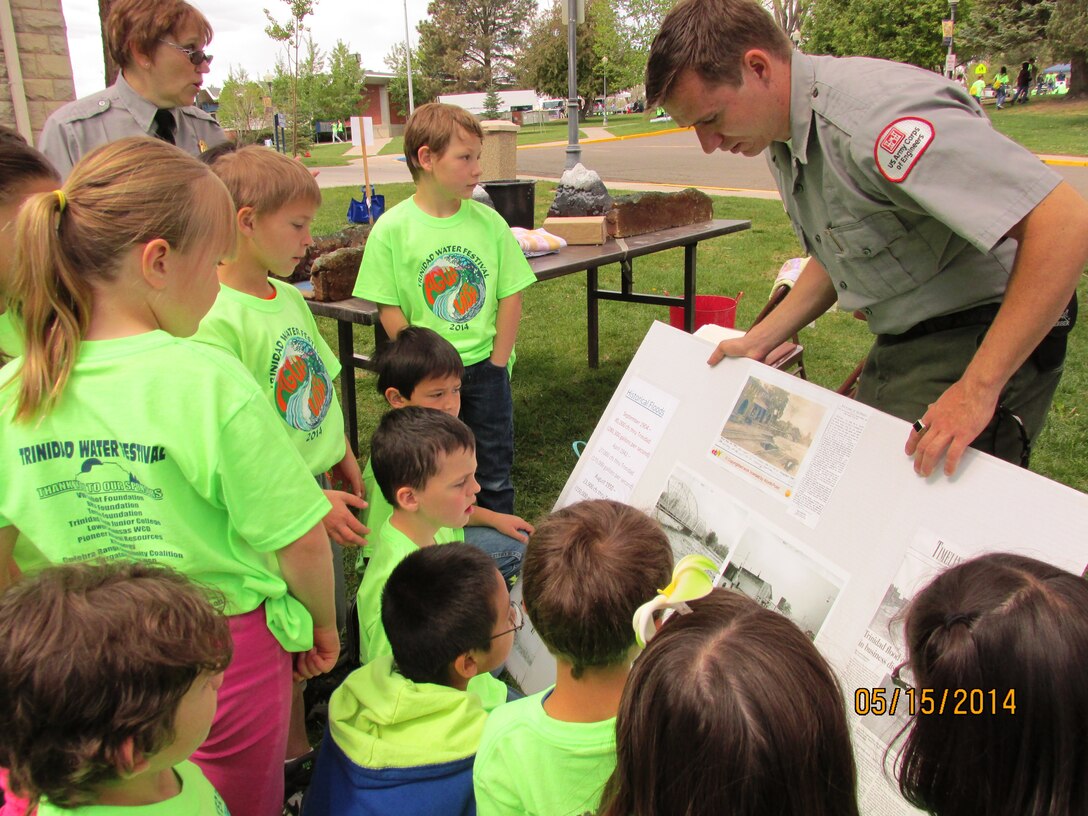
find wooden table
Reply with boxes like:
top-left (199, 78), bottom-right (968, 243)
top-left (528, 218), bottom-right (750, 367)
top-left (304, 217), bottom-right (751, 453)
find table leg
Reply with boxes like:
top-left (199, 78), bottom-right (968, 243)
top-left (587, 266), bottom-right (600, 368)
top-left (684, 244), bottom-right (698, 333)
top-left (337, 320), bottom-right (359, 456)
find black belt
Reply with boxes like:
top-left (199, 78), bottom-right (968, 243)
top-left (876, 303), bottom-right (1002, 345)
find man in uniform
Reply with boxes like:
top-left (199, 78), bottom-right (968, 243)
top-left (646, 0), bottom-right (1088, 477)
top-left (38, 0), bottom-right (226, 179)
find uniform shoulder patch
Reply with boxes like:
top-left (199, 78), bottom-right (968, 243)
top-left (874, 117), bottom-right (934, 183)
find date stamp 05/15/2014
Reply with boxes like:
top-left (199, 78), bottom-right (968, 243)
top-left (853, 687), bottom-right (1017, 717)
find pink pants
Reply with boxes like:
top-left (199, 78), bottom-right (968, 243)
top-left (0, 769), bottom-right (30, 816)
top-left (191, 606), bottom-right (292, 816)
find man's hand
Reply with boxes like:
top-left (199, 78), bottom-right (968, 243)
top-left (321, 490), bottom-right (369, 547)
top-left (905, 377), bottom-right (1002, 477)
top-left (293, 625), bottom-right (341, 680)
top-left (707, 335), bottom-right (767, 367)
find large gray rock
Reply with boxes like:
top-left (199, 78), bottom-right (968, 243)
top-left (547, 163), bottom-right (613, 217)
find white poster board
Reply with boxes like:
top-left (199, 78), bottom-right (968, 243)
top-left (349, 116), bottom-right (374, 149)
top-left (506, 320), bottom-right (1088, 814)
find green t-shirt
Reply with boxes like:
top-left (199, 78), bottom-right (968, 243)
top-left (355, 520), bottom-right (507, 710)
top-left (473, 688), bottom-right (617, 816)
top-left (0, 310), bottom-right (23, 359)
top-left (356, 456), bottom-right (463, 567)
top-left (36, 760), bottom-right (228, 815)
top-left (970, 78), bottom-right (986, 98)
top-left (0, 331), bottom-right (331, 651)
top-left (353, 197), bottom-right (536, 366)
top-left (193, 278), bottom-right (346, 475)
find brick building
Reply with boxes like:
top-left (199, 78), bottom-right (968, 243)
top-left (0, 0), bottom-right (76, 144)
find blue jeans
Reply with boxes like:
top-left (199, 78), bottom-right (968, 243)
top-left (464, 525), bottom-right (525, 587)
top-left (996, 87), bottom-right (1006, 107)
top-left (460, 358), bottom-right (516, 514)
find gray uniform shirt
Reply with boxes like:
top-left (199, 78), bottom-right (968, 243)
top-left (767, 51), bottom-right (1061, 335)
top-left (37, 72), bottom-right (227, 180)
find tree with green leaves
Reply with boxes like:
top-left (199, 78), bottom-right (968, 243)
top-left (482, 85), bottom-right (503, 118)
top-left (264, 0), bottom-right (316, 155)
top-left (1048, 0), bottom-right (1087, 95)
top-left (385, 41), bottom-right (444, 117)
top-left (615, 0), bottom-right (678, 52)
top-left (518, 0), bottom-right (640, 115)
top-left (803, 0), bottom-right (969, 71)
top-left (217, 66), bottom-right (269, 144)
top-left (416, 0), bottom-right (536, 91)
top-left (957, 0), bottom-right (1051, 66)
top-left (316, 40), bottom-right (366, 121)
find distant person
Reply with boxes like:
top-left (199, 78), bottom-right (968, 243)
top-left (37, 0), bottom-right (225, 179)
top-left (994, 66), bottom-right (1010, 109)
top-left (970, 74), bottom-right (986, 105)
top-left (0, 562), bottom-right (232, 815)
top-left (647, 0), bottom-right (1088, 477)
top-left (894, 553), bottom-right (1088, 815)
top-left (1013, 61), bottom-right (1031, 104)
top-left (600, 588), bottom-right (860, 816)
top-left (473, 500), bottom-right (674, 816)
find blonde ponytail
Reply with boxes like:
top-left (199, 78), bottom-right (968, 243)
top-left (5, 137), bottom-right (235, 421)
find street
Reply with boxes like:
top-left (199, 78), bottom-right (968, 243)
top-left (316, 128), bottom-right (1088, 203)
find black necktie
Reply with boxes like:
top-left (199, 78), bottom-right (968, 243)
top-left (153, 109), bottom-right (176, 145)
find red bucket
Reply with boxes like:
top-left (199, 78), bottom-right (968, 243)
top-left (669, 293), bottom-right (743, 331)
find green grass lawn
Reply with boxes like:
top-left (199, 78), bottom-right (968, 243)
top-left (987, 97), bottom-right (1088, 156)
top-left (297, 142), bottom-right (354, 167)
top-left (312, 183), bottom-right (1088, 525)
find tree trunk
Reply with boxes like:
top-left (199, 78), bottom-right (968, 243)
top-left (98, 0), bottom-right (119, 86)
top-left (1070, 52), bottom-right (1087, 96)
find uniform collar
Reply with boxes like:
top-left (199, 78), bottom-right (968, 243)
top-left (114, 71), bottom-right (165, 136)
top-left (785, 50), bottom-right (817, 166)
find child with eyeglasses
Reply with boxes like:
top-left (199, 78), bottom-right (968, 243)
top-left (304, 543), bottom-right (517, 816)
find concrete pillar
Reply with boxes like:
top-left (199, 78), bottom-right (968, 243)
top-left (479, 119), bottom-right (519, 181)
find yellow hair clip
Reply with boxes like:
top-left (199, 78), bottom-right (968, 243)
top-left (633, 554), bottom-right (719, 649)
top-left (54, 190), bottom-right (67, 212)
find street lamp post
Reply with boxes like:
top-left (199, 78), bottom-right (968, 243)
top-left (602, 56), bottom-right (608, 128)
top-left (946, 0), bottom-right (958, 79)
top-left (404, 0), bottom-right (415, 116)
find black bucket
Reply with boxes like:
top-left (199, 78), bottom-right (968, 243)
top-left (482, 179), bottom-right (536, 229)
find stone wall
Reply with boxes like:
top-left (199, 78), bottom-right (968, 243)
top-left (0, 0), bottom-right (76, 142)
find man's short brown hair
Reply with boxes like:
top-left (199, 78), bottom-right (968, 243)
top-left (0, 562), bottom-right (232, 807)
top-left (403, 102), bottom-right (484, 182)
top-left (107, 0), bottom-right (213, 70)
top-left (645, 0), bottom-right (793, 108)
top-left (523, 500), bottom-right (673, 677)
top-left (205, 144), bottom-right (321, 215)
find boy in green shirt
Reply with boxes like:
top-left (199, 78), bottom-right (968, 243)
top-left (358, 326), bottom-right (533, 582)
top-left (354, 103), bottom-right (536, 519)
top-left (356, 406), bottom-right (511, 710)
top-left (305, 543), bottom-right (520, 815)
top-left (0, 562), bottom-right (232, 816)
top-left (472, 500), bottom-right (674, 816)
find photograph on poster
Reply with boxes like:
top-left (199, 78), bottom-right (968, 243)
top-left (722, 525), bottom-right (845, 639)
top-left (653, 464), bottom-right (747, 565)
top-left (718, 375), bottom-right (827, 475)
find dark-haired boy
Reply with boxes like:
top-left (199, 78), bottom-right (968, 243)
top-left (357, 326), bottom-right (531, 582)
top-left (473, 500), bottom-right (674, 815)
top-left (304, 544), bottom-right (518, 816)
top-left (0, 561), bottom-right (232, 814)
top-left (353, 102), bottom-right (536, 517)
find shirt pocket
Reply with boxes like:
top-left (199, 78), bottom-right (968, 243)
top-left (824, 211), bottom-right (936, 300)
